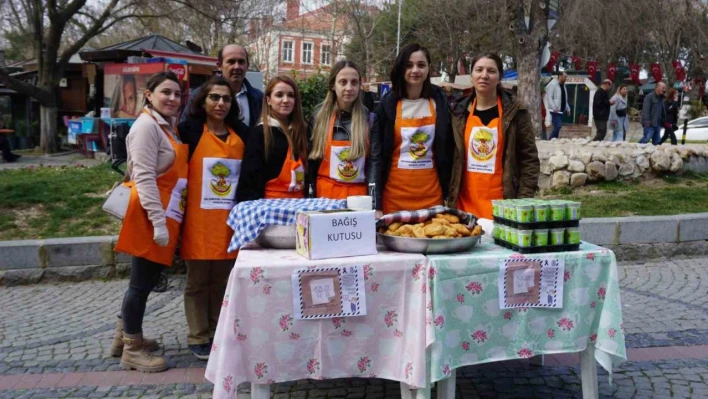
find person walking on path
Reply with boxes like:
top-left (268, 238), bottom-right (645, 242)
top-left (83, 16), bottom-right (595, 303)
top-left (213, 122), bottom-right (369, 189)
top-left (609, 85), bottom-right (629, 142)
top-left (660, 88), bottom-right (680, 145)
top-left (592, 79), bottom-right (615, 141)
top-left (640, 82), bottom-right (667, 145)
top-left (545, 72), bottom-right (571, 140)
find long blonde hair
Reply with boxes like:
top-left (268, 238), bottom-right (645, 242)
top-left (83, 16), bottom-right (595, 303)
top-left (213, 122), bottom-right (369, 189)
top-left (309, 60), bottom-right (368, 160)
top-left (261, 75), bottom-right (308, 164)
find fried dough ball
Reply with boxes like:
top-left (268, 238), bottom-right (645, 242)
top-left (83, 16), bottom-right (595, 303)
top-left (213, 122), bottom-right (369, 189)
top-left (412, 225), bottom-right (427, 238)
top-left (431, 218), bottom-right (450, 226)
top-left (472, 225), bottom-right (483, 236)
top-left (444, 226), bottom-right (458, 237)
top-left (437, 213), bottom-right (460, 224)
top-left (397, 224), bottom-right (414, 235)
top-left (423, 223), bottom-right (445, 237)
top-left (387, 222), bottom-right (402, 232)
top-left (384, 230), bottom-right (395, 236)
top-left (453, 224), bottom-right (472, 237)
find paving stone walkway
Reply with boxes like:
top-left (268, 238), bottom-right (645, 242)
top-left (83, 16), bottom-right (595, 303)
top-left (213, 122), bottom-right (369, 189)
top-left (1, 257), bottom-right (707, 398)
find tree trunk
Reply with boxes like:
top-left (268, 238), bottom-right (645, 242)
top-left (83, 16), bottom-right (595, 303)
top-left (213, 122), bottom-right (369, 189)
top-left (40, 105), bottom-right (60, 154)
top-left (517, 48), bottom-right (542, 138)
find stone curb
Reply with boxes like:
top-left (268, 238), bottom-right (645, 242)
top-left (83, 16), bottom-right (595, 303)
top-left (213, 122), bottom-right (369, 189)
top-left (1, 213), bottom-right (708, 285)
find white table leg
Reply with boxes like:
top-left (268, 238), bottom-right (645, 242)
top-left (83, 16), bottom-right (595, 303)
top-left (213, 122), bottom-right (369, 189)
top-left (530, 355), bottom-right (545, 366)
top-left (435, 369), bottom-right (456, 399)
top-left (400, 382), bottom-right (432, 399)
top-left (580, 345), bottom-right (599, 399)
top-left (250, 382), bottom-right (271, 399)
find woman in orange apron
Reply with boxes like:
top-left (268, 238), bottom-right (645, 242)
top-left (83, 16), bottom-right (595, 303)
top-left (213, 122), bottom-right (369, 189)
top-left (369, 43), bottom-right (454, 214)
top-left (113, 71), bottom-right (186, 373)
top-left (176, 76), bottom-right (247, 361)
top-left (307, 60), bottom-right (371, 200)
top-left (447, 53), bottom-right (540, 219)
top-left (237, 76), bottom-right (308, 201)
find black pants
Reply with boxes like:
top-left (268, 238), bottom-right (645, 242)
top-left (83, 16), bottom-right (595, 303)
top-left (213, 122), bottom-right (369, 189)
top-left (121, 256), bottom-right (164, 335)
top-left (0, 135), bottom-right (16, 161)
top-left (592, 119), bottom-right (608, 141)
top-left (660, 126), bottom-right (678, 145)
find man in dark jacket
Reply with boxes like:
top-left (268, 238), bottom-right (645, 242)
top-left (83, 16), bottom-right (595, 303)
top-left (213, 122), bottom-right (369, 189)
top-left (180, 45), bottom-right (264, 128)
top-left (592, 79), bottom-right (615, 141)
top-left (640, 82), bottom-right (667, 145)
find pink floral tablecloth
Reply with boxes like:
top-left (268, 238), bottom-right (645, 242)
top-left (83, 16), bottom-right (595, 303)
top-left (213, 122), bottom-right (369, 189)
top-left (205, 247), bottom-right (434, 398)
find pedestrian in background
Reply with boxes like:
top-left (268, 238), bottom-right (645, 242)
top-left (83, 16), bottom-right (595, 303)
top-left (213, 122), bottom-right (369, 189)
top-left (640, 82), bottom-right (667, 145)
top-left (609, 85), bottom-right (629, 142)
top-left (592, 79), bottom-right (615, 141)
top-left (660, 88), bottom-right (680, 145)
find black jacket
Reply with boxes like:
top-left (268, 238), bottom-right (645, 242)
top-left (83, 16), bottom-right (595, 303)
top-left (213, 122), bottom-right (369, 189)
top-left (665, 100), bottom-right (679, 126)
top-left (370, 85), bottom-right (454, 210)
top-left (177, 117), bottom-right (249, 161)
top-left (236, 121), bottom-right (305, 202)
top-left (593, 89), bottom-right (612, 121)
top-left (305, 106), bottom-right (377, 198)
top-left (180, 78), bottom-right (264, 129)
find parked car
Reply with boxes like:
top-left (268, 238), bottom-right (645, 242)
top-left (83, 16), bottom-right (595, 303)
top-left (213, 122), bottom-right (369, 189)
top-left (661, 117), bottom-right (708, 141)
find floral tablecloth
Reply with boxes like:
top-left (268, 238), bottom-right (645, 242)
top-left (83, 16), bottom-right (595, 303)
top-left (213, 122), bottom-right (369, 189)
top-left (205, 247), bottom-right (434, 398)
top-left (426, 240), bottom-right (627, 383)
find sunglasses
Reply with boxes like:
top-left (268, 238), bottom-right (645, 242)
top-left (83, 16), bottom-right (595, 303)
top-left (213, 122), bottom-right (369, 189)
top-left (207, 93), bottom-right (232, 103)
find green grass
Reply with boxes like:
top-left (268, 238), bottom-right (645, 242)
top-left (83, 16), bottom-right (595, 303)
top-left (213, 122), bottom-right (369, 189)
top-left (541, 172), bottom-right (708, 217)
top-left (0, 163), bottom-right (122, 240)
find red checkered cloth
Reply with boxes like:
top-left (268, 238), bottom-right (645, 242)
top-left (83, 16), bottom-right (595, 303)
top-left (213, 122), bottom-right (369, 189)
top-left (376, 206), bottom-right (477, 229)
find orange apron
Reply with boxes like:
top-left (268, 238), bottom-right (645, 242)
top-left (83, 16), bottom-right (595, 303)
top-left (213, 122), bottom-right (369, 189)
top-left (264, 146), bottom-right (305, 199)
top-left (382, 99), bottom-right (442, 214)
top-left (115, 111), bottom-right (189, 266)
top-left (457, 97), bottom-right (505, 219)
top-left (180, 125), bottom-right (244, 260)
top-left (316, 113), bottom-right (367, 199)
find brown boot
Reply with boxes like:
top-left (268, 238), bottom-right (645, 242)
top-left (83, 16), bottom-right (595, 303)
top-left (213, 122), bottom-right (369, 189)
top-left (110, 317), bottom-right (159, 357)
top-left (119, 333), bottom-right (167, 373)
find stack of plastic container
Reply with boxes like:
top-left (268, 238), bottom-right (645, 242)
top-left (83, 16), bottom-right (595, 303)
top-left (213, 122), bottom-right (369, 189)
top-left (491, 199), bottom-right (581, 253)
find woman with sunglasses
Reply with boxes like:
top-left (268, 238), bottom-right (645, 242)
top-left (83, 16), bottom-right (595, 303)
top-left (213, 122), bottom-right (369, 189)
top-left (176, 76), bottom-right (248, 361)
top-left (238, 76), bottom-right (308, 200)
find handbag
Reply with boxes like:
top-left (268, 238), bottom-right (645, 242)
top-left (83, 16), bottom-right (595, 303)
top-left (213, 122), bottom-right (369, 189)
top-left (615, 108), bottom-right (627, 117)
top-left (102, 175), bottom-right (131, 220)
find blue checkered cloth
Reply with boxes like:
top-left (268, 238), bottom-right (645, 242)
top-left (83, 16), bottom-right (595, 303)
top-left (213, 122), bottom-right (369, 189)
top-left (227, 198), bottom-right (347, 252)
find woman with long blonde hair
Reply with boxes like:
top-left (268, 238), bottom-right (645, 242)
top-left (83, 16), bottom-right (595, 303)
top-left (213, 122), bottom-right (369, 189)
top-left (307, 60), bottom-right (373, 199)
top-left (237, 75), bottom-right (308, 200)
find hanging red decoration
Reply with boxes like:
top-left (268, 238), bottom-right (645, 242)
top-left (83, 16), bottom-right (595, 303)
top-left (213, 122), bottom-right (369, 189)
top-left (607, 63), bottom-right (617, 81)
top-left (587, 61), bottom-right (598, 80)
top-left (571, 56), bottom-right (582, 70)
top-left (650, 63), bottom-right (663, 83)
top-left (672, 61), bottom-right (686, 81)
top-left (629, 64), bottom-right (641, 85)
top-left (546, 51), bottom-right (559, 72)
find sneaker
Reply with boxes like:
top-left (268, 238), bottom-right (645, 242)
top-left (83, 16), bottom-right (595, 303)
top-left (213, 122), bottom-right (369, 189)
top-left (189, 343), bottom-right (210, 360)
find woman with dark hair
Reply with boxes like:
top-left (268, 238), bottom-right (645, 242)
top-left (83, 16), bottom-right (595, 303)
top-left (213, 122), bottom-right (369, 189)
top-left (112, 71), bottom-right (186, 373)
top-left (176, 76), bottom-right (248, 360)
top-left (307, 60), bottom-right (373, 199)
top-left (448, 53), bottom-right (539, 219)
top-left (370, 43), bottom-right (454, 214)
top-left (660, 88), bottom-right (680, 145)
top-left (237, 75), bottom-right (308, 200)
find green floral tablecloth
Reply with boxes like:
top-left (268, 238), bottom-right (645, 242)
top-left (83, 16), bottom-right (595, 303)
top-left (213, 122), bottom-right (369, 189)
top-left (426, 240), bottom-right (627, 383)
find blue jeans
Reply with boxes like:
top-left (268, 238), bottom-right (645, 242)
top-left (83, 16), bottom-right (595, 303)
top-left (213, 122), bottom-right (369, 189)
top-left (639, 126), bottom-right (661, 145)
top-left (549, 113), bottom-right (563, 139)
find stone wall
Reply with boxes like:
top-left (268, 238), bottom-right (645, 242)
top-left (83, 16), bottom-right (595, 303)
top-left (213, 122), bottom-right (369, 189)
top-left (538, 139), bottom-right (708, 189)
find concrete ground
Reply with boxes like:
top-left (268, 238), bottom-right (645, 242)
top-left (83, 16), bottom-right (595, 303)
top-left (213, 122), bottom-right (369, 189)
top-left (0, 151), bottom-right (103, 171)
top-left (1, 257), bottom-right (707, 398)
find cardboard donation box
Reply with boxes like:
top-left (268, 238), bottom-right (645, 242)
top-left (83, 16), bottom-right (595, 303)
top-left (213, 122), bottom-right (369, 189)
top-left (296, 210), bottom-right (377, 260)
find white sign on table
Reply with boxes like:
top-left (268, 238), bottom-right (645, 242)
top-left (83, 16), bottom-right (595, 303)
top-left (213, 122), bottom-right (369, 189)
top-left (498, 258), bottom-right (564, 309)
top-left (292, 265), bottom-right (367, 319)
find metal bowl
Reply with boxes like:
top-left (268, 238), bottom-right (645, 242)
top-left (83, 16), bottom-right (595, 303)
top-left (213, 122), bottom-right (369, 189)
top-left (377, 232), bottom-right (483, 254)
top-left (255, 225), bottom-right (297, 249)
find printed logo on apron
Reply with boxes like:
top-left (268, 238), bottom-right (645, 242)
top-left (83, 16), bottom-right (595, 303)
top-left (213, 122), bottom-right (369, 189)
top-left (329, 145), bottom-right (365, 183)
top-left (397, 124), bottom-right (435, 169)
top-left (200, 157), bottom-right (241, 209)
top-left (290, 165), bottom-right (305, 192)
top-left (467, 126), bottom-right (499, 174)
top-left (166, 178), bottom-right (188, 223)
